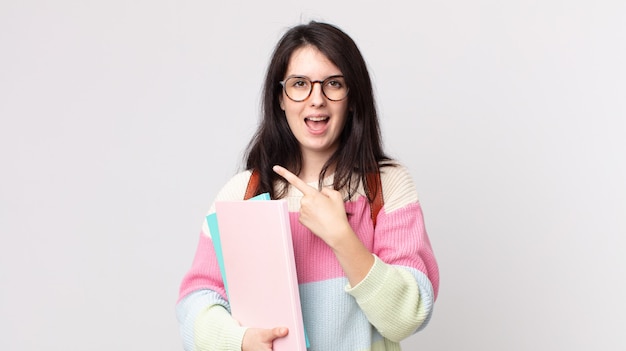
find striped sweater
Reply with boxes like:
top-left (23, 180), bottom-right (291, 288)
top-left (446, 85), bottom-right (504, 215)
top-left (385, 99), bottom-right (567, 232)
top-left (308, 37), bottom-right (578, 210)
top-left (176, 164), bottom-right (439, 351)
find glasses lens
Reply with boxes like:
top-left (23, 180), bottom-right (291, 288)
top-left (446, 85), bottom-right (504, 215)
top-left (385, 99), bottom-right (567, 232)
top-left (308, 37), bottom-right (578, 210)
top-left (322, 76), bottom-right (348, 101)
top-left (284, 77), bottom-right (311, 102)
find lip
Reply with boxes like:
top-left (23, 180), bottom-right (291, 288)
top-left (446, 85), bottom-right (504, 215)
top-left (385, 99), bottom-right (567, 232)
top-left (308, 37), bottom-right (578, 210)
top-left (304, 114), bottom-right (330, 135)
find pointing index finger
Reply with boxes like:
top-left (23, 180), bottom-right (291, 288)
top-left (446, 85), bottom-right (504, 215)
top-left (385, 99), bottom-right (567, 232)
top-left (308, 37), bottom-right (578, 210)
top-left (272, 165), bottom-right (317, 195)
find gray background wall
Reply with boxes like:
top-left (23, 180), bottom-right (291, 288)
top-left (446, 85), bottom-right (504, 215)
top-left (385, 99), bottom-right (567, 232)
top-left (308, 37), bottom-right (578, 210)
top-left (1, 1), bottom-right (624, 350)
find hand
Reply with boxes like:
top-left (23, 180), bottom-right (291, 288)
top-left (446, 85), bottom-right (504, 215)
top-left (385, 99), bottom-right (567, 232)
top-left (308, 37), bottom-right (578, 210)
top-left (242, 327), bottom-right (288, 351)
top-left (273, 164), bottom-right (375, 286)
top-left (272, 165), bottom-right (352, 246)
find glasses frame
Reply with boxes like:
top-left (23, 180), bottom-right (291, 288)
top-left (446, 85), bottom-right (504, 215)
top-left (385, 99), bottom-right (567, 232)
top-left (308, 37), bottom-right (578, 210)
top-left (279, 75), bottom-right (349, 102)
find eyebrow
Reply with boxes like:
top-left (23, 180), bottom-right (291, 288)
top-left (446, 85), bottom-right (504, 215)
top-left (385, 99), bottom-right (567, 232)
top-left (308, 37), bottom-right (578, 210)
top-left (283, 74), bottom-right (344, 80)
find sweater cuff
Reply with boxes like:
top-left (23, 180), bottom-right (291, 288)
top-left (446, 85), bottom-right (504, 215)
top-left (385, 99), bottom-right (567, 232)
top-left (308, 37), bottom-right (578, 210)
top-left (344, 254), bottom-right (388, 301)
top-left (344, 255), bottom-right (424, 341)
top-left (194, 304), bottom-right (247, 351)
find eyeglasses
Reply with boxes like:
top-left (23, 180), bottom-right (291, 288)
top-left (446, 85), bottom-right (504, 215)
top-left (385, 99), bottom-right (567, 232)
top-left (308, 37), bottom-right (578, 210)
top-left (279, 75), bottom-right (349, 102)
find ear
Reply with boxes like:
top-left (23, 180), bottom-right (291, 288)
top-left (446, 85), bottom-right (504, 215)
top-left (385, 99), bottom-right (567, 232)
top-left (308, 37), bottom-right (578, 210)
top-left (279, 95), bottom-right (285, 111)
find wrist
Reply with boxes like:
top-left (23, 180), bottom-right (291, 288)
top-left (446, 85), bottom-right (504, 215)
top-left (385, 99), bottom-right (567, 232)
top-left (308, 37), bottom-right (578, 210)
top-left (325, 224), bottom-right (356, 251)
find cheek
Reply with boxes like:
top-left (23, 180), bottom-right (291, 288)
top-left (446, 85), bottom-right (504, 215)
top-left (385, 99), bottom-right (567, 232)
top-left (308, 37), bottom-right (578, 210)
top-left (284, 110), bottom-right (299, 131)
top-left (335, 105), bottom-right (350, 126)
top-left (282, 100), bottom-right (302, 120)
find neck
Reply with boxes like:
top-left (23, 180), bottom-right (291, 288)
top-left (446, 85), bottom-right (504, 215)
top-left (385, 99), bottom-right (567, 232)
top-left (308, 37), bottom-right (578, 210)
top-left (299, 149), bottom-right (335, 183)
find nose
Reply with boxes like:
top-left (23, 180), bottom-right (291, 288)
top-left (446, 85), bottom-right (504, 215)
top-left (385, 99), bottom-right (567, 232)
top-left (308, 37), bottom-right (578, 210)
top-left (309, 81), bottom-right (326, 106)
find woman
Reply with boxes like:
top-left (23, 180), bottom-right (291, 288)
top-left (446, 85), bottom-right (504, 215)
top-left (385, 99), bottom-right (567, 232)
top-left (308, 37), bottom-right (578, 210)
top-left (177, 21), bottom-right (439, 351)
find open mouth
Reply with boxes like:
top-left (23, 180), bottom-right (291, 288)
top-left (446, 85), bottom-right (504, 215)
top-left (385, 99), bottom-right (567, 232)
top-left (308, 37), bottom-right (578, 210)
top-left (305, 116), bottom-right (329, 132)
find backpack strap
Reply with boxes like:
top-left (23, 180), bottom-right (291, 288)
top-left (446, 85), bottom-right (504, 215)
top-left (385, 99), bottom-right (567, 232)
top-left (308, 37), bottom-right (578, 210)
top-left (245, 169), bottom-right (384, 228)
top-left (243, 169), bottom-right (260, 200)
top-left (366, 171), bottom-right (383, 228)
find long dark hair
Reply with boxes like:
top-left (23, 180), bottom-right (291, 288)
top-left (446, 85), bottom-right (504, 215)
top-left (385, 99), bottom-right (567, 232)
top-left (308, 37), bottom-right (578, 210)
top-left (244, 21), bottom-right (392, 200)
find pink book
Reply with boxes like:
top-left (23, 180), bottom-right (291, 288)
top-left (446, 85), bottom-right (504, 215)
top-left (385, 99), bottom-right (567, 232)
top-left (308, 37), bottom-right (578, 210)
top-left (215, 199), bottom-right (307, 351)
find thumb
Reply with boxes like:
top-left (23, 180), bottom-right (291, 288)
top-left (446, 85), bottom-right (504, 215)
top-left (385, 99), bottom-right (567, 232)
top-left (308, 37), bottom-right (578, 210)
top-left (320, 186), bottom-right (342, 200)
top-left (270, 327), bottom-right (289, 339)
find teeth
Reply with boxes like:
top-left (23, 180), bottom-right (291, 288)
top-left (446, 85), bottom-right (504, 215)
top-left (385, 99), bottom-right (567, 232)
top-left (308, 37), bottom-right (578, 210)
top-left (306, 117), bottom-right (328, 122)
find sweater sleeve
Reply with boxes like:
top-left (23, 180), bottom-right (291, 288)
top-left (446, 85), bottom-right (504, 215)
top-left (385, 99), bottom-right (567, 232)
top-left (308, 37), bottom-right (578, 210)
top-left (176, 171), bottom-right (252, 351)
top-left (346, 165), bottom-right (439, 341)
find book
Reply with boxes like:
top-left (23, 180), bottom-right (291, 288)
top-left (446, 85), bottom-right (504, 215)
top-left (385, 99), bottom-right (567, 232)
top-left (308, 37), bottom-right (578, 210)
top-left (212, 198), bottom-right (307, 351)
top-left (207, 192), bottom-right (269, 296)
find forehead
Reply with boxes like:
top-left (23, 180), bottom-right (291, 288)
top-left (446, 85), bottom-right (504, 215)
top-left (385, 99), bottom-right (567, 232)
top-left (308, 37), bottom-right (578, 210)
top-left (285, 45), bottom-right (342, 78)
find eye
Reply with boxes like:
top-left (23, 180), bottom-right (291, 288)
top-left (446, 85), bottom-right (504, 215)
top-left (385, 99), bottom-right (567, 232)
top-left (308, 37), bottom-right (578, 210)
top-left (325, 78), bottom-right (345, 90)
top-left (289, 78), bottom-right (310, 89)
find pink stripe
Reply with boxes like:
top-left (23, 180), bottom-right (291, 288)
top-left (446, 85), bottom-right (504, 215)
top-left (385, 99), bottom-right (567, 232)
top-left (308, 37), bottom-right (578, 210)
top-left (178, 232), bottom-right (227, 302)
top-left (291, 196), bottom-right (375, 284)
top-left (291, 198), bottom-right (439, 299)
top-left (179, 199), bottom-right (439, 301)
top-left (373, 202), bottom-right (439, 298)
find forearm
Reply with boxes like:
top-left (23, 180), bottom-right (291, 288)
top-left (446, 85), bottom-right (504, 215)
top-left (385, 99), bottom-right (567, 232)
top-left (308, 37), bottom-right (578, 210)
top-left (346, 256), bottom-right (435, 342)
top-left (177, 290), bottom-right (247, 351)
top-left (194, 304), bottom-right (247, 351)
top-left (329, 226), bottom-right (376, 287)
